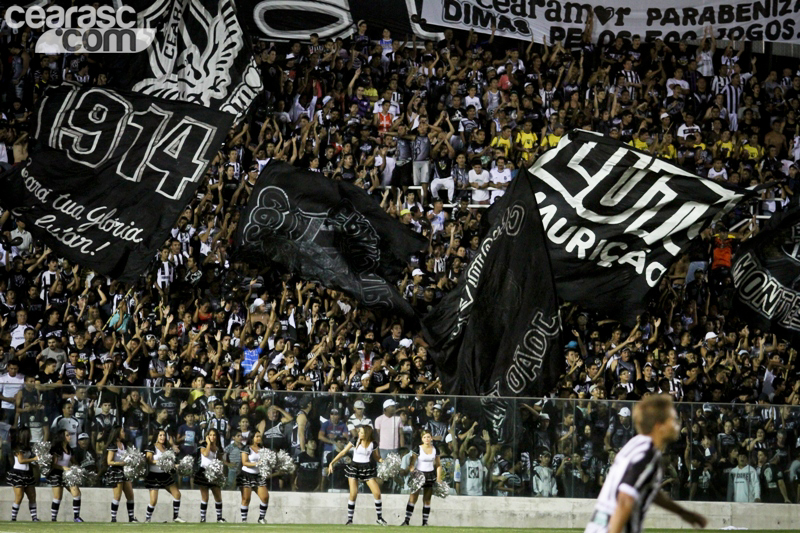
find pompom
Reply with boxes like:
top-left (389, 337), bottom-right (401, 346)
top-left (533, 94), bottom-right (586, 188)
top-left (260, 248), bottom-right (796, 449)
top-left (205, 459), bottom-right (226, 486)
top-left (408, 469), bottom-right (425, 493)
top-left (156, 449), bottom-right (177, 472)
top-left (122, 448), bottom-right (147, 480)
top-left (64, 466), bottom-right (86, 487)
top-left (432, 480), bottom-right (450, 498)
top-left (377, 452), bottom-right (402, 481)
top-left (32, 441), bottom-right (53, 477)
top-left (176, 455), bottom-right (195, 477)
top-left (274, 449), bottom-right (295, 475)
top-left (258, 448), bottom-right (276, 479)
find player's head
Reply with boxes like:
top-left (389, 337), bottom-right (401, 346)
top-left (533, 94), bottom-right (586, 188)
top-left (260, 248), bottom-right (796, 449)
top-left (633, 394), bottom-right (679, 444)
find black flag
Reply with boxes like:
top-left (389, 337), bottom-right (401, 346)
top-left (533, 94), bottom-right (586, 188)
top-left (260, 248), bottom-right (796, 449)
top-left (236, 162), bottom-right (427, 316)
top-left (529, 130), bottom-right (750, 324)
top-left (422, 167), bottom-right (562, 425)
top-left (732, 207), bottom-right (800, 337)
top-left (0, 84), bottom-right (230, 281)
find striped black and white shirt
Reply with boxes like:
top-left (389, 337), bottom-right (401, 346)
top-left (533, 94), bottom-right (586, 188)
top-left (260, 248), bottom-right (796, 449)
top-left (621, 68), bottom-right (641, 100)
top-left (722, 84), bottom-right (743, 125)
top-left (585, 435), bottom-right (663, 533)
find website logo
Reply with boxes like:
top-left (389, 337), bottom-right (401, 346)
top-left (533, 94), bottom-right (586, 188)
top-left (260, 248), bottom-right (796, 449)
top-left (5, 5), bottom-right (156, 53)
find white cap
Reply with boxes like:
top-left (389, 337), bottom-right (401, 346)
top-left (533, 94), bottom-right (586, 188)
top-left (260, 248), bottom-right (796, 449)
top-left (660, 113), bottom-right (670, 120)
top-left (383, 399), bottom-right (396, 409)
top-left (399, 338), bottom-right (413, 348)
top-left (253, 298), bottom-right (265, 307)
top-left (539, 413), bottom-right (550, 420)
top-left (354, 400), bottom-right (366, 409)
top-left (412, 268), bottom-right (424, 277)
top-left (432, 403), bottom-right (442, 410)
top-left (619, 407), bottom-right (631, 417)
top-left (87, 325), bottom-right (97, 334)
top-left (704, 332), bottom-right (718, 341)
top-left (322, 96), bottom-right (332, 105)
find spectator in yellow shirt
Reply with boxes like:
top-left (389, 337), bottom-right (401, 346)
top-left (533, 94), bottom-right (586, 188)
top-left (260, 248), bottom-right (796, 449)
top-left (491, 125), bottom-right (513, 157)
top-left (514, 119), bottom-right (538, 163)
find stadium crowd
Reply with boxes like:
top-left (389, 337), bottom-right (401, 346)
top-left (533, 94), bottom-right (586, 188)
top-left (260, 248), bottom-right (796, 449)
top-left (0, 13), bottom-right (799, 505)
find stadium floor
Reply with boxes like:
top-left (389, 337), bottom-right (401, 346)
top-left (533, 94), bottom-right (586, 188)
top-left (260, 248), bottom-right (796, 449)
top-left (0, 525), bottom-right (784, 533)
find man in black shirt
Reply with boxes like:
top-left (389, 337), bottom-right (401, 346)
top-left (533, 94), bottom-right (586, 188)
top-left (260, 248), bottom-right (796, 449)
top-left (295, 439), bottom-right (323, 491)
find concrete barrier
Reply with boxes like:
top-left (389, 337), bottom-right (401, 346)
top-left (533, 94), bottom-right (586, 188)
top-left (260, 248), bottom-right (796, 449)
top-left (1, 488), bottom-right (798, 528)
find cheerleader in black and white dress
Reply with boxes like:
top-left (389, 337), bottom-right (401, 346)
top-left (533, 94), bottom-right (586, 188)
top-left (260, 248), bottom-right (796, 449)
top-left (237, 431), bottom-right (270, 523)
top-left (47, 429), bottom-right (84, 522)
top-left (195, 428), bottom-right (226, 522)
top-left (327, 425), bottom-right (387, 526)
top-left (104, 427), bottom-right (137, 522)
top-left (8, 429), bottom-right (39, 522)
top-left (401, 430), bottom-right (442, 526)
top-left (144, 430), bottom-right (185, 522)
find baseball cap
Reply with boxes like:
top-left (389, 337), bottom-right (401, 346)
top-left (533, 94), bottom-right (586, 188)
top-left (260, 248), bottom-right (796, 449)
top-left (78, 433), bottom-right (89, 440)
top-left (619, 407), bottom-right (631, 417)
top-left (704, 332), bottom-right (718, 341)
top-left (208, 396), bottom-right (218, 404)
top-left (702, 403), bottom-right (713, 412)
top-left (433, 403), bottom-right (442, 410)
top-left (565, 340), bottom-right (578, 351)
top-left (383, 399), bottom-right (396, 409)
top-left (322, 96), bottom-right (332, 106)
top-left (158, 344), bottom-right (169, 351)
top-left (589, 384), bottom-right (600, 393)
top-left (330, 408), bottom-right (340, 415)
top-left (660, 113), bottom-right (670, 120)
top-left (253, 297), bottom-right (265, 307)
top-left (412, 268), bottom-right (424, 277)
top-left (400, 209), bottom-right (411, 216)
top-left (354, 400), bottom-right (366, 409)
top-left (539, 413), bottom-right (550, 420)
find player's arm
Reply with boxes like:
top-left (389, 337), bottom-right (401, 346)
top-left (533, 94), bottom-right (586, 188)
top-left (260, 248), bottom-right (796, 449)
top-left (653, 491), bottom-right (707, 528)
top-left (608, 491), bottom-right (635, 533)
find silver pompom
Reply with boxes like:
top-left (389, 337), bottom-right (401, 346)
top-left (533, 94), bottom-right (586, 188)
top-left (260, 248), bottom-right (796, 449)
top-left (122, 448), bottom-right (147, 480)
top-left (432, 480), bottom-right (450, 498)
top-left (32, 441), bottom-right (53, 477)
top-left (377, 452), bottom-right (402, 481)
top-left (408, 469), bottom-right (426, 493)
top-left (64, 466), bottom-right (86, 487)
top-left (176, 455), bottom-right (194, 477)
top-left (258, 448), bottom-right (276, 479)
top-left (274, 450), bottom-right (296, 475)
top-left (205, 459), bottom-right (226, 486)
top-left (156, 450), bottom-right (177, 472)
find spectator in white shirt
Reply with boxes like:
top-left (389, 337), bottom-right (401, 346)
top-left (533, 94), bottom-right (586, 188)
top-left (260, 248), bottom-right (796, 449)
top-left (468, 159), bottom-right (491, 204)
top-left (489, 156), bottom-right (512, 203)
top-left (0, 359), bottom-right (24, 424)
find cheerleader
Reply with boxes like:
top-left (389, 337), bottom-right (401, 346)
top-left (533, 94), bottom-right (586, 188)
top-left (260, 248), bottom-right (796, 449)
top-left (8, 429), bottom-right (39, 522)
top-left (327, 426), bottom-right (387, 526)
top-left (401, 430), bottom-right (442, 526)
top-left (104, 427), bottom-right (138, 522)
top-left (195, 428), bottom-right (226, 522)
top-left (144, 430), bottom-right (185, 523)
top-left (237, 431), bottom-right (270, 523)
top-left (47, 429), bottom-right (84, 522)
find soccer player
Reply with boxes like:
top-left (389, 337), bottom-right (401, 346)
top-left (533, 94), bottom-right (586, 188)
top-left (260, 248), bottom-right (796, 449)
top-left (585, 395), bottom-right (707, 533)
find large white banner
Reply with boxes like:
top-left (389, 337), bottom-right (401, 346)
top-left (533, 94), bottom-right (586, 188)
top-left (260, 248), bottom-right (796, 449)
top-left (420, 0), bottom-right (800, 46)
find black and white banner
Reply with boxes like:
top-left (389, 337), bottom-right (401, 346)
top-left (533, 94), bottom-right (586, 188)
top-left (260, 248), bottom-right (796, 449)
top-left (529, 130), bottom-right (748, 325)
top-left (732, 207), bottom-right (800, 335)
top-left (423, 167), bottom-right (561, 412)
top-left (421, 0), bottom-right (800, 46)
top-left (108, 0), bottom-right (263, 120)
top-left (0, 85), bottom-right (229, 281)
top-left (236, 162), bottom-right (427, 316)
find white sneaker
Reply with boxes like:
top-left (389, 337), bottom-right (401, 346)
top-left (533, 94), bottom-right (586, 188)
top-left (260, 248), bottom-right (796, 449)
top-left (258, 518), bottom-right (267, 524)
top-left (174, 517), bottom-right (186, 523)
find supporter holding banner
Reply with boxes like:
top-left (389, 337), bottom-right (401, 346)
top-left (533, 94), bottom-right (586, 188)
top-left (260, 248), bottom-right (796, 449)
top-left (236, 162), bottom-right (428, 317)
top-left (420, 0), bottom-right (800, 46)
top-left (422, 167), bottom-right (562, 405)
top-left (732, 207), bottom-right (800, 337)
top-left (528, 130), bottom-right (750, 325)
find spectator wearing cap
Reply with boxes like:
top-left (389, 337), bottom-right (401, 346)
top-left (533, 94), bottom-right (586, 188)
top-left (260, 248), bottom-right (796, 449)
top-left (374, 399), bottom-right (404, 460)
top-left (604, 406), bottom-right (634, 451)
top-left (347, 400), bottom-right (372, 439)
top-left (424, 403), bottom-right (449, 444)
top-left (319, 408), bottom-right (348, 454)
